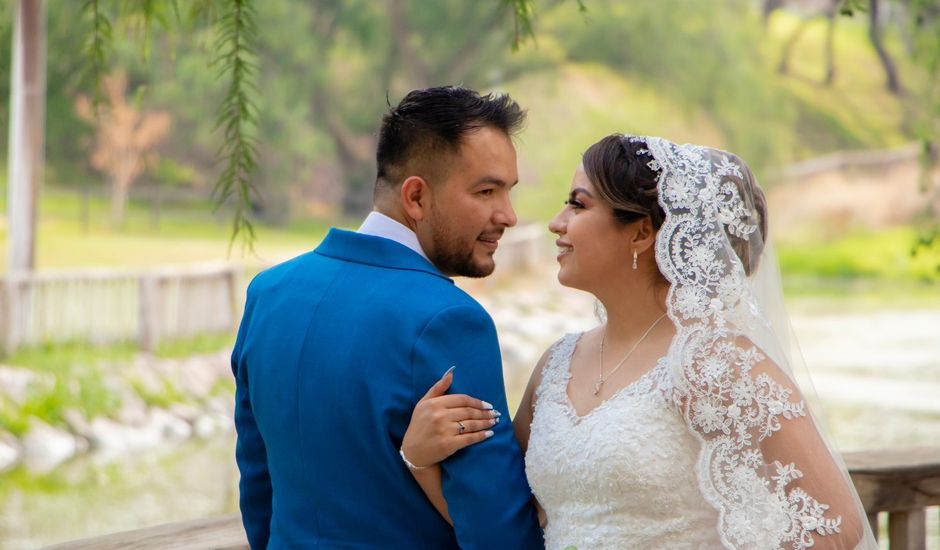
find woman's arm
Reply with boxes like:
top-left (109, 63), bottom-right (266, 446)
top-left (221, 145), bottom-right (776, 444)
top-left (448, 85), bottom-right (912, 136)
top-left (513, 346), bottom-right (551, 455)
top-left (401, 345), bottom-right (555, 527)
top-left (410, 465), bottom-right (451, 524)
top-left (400, 370), bottom-right (497, 524)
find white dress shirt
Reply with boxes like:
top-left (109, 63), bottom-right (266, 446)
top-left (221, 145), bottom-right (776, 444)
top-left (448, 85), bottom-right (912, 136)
top-left (357, 211), bottom-right (431, 263)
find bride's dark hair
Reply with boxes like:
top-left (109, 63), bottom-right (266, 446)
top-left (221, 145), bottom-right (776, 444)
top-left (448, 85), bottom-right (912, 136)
top-left (582, 134), bottom-right (768, 275)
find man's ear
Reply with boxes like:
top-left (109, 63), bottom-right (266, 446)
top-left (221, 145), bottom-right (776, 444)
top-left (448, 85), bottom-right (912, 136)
top-left (401, 176), bottom-right (432, 222)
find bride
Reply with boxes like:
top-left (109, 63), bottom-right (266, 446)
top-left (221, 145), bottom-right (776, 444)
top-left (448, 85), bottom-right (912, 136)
top-left (399, 134), bottom-right (877, 549)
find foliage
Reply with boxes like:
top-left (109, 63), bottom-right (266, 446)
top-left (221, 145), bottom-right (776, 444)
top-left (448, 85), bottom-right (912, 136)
top-left (776, 226), bottom-right (940, 282)
top-left (210, 0), bottom-right (259, 253)
top-left (75, 71), bottom-right (172, 226)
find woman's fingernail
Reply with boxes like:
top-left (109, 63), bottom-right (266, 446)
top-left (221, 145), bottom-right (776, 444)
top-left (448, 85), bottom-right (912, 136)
top-left (490, 418), bottom-right (497, 426)
top-left (442, 366), bottom-right (456, 378)
top-left (484, 430), bottom-right (494, 438)
top-left (493, 410), bottom-right (502, 417)
top-left (481, 401), bottom-right (493, 410)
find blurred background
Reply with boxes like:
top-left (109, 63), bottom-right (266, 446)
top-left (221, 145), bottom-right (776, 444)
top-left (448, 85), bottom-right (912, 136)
top-left (1, 0), bottom-right (939, 548)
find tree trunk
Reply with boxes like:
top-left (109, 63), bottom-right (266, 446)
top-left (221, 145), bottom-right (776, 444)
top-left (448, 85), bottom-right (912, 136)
top-left (823, 12), bottom-right (837, 85)
top-left (111, 173), bottom-right (130, 228)
top-left (777, 18), bottom-right (809, 75)
top-left (869, 0), bottom-right (903, 94)
top-left (7, 0), bottom-right (47, 274)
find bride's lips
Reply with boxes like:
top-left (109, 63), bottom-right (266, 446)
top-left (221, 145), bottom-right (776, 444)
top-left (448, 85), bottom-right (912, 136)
top-left (556, 240), bottom-right (573, 260)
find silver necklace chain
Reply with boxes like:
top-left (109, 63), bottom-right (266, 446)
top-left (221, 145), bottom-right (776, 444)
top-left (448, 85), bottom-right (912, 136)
top-left (595, 313), bottom-right (667, 396)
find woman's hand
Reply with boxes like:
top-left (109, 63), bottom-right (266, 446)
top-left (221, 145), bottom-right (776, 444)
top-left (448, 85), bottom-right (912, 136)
top-left (401, 367), bottom-right (501, 468)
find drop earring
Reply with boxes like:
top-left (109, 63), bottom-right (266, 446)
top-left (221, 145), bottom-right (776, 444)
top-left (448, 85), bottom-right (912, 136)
top-left (632, 250), bottom-right (638, 270)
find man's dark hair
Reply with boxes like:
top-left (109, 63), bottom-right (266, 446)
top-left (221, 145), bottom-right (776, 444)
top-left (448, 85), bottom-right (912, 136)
top-left (374, 86), bottom-right (526, 196)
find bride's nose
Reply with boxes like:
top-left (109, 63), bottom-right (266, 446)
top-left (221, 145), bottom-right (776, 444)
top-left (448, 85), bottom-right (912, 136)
top-left (548, 210), bottom-right (566, 235)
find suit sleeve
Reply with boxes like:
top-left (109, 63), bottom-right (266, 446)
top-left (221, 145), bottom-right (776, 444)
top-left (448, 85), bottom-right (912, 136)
top-left (232, 284), bottom-right (272, 549)
top-left (412, 305), bottom-right (544, 550)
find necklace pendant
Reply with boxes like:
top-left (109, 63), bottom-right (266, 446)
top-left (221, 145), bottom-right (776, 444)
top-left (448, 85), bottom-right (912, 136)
top-left (593, 379), bottom-right (603, 396)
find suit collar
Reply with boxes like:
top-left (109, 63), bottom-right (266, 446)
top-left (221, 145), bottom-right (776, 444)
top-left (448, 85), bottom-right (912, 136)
top-left (315, 228), bottom-right (453, 283)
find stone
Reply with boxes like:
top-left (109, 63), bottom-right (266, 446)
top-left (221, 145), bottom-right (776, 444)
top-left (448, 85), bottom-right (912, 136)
top-left (0, 431), bottom-right (20, 473)
top-left (0, 366), bottom-right (39, 404)
top-left (150, 408), bottom-right (192, 441)
top-left (193, 415), bottom-right (218, 438)
top-left (21, 419), bottom-right (77, 472)
top-left (62, 408), bottom-right (93, 438)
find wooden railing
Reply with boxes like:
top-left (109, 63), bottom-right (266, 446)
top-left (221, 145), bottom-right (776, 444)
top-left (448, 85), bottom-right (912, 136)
top-left (0, 264), bottom-right (246, 355)
top-left (46, 446), bottom-right (940, 549)
top-left (0, 224), bottom-right (550, 357)
top-left (845, 446), bottom-right (940, 550)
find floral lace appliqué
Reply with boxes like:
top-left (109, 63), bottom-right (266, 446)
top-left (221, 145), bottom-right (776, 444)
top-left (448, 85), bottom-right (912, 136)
top-left (645, 137), bottom-right (843, 550)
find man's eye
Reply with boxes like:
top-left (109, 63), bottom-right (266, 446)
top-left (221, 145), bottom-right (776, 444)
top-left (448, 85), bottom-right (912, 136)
top-left (479, 189), bottom-right (495, 196)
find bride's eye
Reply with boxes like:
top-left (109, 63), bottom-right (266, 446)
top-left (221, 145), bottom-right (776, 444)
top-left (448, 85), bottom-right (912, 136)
top-left (564, 199), bottom-right (584, 209)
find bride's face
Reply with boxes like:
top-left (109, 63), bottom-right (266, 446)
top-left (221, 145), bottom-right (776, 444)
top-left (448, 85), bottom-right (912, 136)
top-left (548, 167), bottom-right (634, 292)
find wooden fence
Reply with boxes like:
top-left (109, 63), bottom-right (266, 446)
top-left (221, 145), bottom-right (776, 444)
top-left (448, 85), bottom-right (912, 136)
top-left (0, 264), bottom-right (245, 355)
top-left (0, 224), bottom-right (549, 357)
top-left (48, 446), bottom-right (940, 549)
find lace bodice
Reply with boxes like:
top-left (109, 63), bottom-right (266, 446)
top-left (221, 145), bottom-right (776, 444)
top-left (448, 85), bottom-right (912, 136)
top-left (525, 333), bottom-right (724, 549)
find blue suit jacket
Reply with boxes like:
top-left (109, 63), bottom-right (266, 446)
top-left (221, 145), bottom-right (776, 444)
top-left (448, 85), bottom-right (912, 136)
top-left (232, 228), bottom-right (543, 549)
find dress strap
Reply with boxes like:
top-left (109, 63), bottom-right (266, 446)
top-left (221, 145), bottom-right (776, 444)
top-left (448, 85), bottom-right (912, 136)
top-left (534, 333), bottom-right (580, 404)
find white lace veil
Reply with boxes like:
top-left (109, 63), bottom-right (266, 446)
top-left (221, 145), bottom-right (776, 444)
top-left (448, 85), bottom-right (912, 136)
top-left (635, 136), bottom-right (878, 550)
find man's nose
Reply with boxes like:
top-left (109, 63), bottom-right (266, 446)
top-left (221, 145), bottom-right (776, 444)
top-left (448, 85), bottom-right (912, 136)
top-left (495, 194), bottom-right (518, 228)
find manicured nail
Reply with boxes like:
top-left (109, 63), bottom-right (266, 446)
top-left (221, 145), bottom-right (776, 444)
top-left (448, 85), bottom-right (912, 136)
top-left (442, 366), bottom-right (456, 378)
top-left (484, 430), bottom-right (494, 438)
top-left (490, 418), bottom-right (497, 426)
top-left (493, 410), bottom-right (502, 417)
top-left (481, 401), bottom-right (493, 410)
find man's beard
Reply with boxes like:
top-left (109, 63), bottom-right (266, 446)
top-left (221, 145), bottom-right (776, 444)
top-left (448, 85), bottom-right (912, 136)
top-left (427, 211), bottom-right (495, 278)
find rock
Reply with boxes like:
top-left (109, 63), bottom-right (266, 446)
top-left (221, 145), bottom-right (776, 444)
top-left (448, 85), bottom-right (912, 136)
top-left (193, 415), bottom-right (218, 438)
top-left (117, 391), bottom-right (149, 426)
top-left (0, 366), bottom-right (39, 404)
top-left (63, 408), bottom-right (93, 438)
top-left (150, 409), bottom-right (192, 441)
top-left (0, 431), bottom-right (20, 473)
top-left (21, 419), bottom-right (77, 472)
top-left (178, 357), bottom-right (216, 396)
top-left (169, 403), bottom-right (201, 423)
top-left (207, 395), bottom-right (233, 416)
top-left (87, 417), bottom-right (130, 454)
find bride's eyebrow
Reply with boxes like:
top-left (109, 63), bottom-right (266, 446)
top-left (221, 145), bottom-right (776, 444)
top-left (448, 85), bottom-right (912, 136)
top-left (569, 188), bottom-right (593, 200)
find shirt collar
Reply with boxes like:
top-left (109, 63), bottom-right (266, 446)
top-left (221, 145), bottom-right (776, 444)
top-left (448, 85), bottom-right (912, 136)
top-left (357, 211), bottom-right (430, 263)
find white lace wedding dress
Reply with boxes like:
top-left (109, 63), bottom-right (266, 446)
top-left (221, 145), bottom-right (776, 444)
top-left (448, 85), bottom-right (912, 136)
top-left (525, 332), bottom-right (724, 549)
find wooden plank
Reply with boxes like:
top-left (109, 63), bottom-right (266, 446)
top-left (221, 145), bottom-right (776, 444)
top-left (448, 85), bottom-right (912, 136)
top-left (888, 509), bottom-right (926, 550)
top-left (866, 512), bottom-right (879, 541)
top-left (845, 447), bottom-right (940, 512)
top-left (43, 513), bottom-right (247, 550)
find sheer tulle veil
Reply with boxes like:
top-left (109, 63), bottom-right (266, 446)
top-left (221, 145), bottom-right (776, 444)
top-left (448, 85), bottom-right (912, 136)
top-left (631, 135), bottom-right (878, 549)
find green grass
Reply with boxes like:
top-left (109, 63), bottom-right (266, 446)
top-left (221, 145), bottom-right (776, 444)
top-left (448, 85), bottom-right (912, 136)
top-left (154, 332), bottom-right (234, 359)
top-left (0, 186), bottom-right (335, 271)
top-left (777, 226), bottom-right (940, 283)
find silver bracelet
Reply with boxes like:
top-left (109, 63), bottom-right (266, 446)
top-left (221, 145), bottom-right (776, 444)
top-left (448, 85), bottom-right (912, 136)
top-left (399, 447), bottom-right (428, 472)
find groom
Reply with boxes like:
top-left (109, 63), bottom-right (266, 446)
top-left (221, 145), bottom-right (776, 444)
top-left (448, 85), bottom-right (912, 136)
top-left (232, 87), bottom-right (543, 548)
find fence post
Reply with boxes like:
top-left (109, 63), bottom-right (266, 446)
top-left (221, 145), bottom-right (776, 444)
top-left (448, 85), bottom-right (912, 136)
top-left (226, 266), bottom-right (241, 332)
top-left (139, 275), bottom-right (161, 353)
top-left (0, 278), bottom-right (11, 356)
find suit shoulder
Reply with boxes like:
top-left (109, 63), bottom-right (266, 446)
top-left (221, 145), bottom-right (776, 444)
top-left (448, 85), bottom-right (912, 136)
top-left (246, 250), bottom-right (321, 295)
